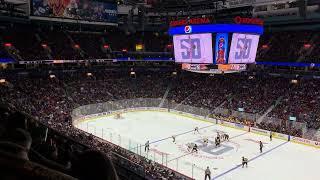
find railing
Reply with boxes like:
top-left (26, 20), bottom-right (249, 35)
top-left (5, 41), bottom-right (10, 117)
top-left (261, 116), bottom-right (307, 132)
top-left (213, 107), bottom-right (261, 121)
top-left (72, 98), bottom-right (320, 179)
top-left (72, 98), bottom-right (212, 120)
top-left (72, 98), bottom-right (308, 133)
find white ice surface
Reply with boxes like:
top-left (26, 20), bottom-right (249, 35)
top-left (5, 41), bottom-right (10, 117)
top-left (76, 111), bottom-right (320, 180)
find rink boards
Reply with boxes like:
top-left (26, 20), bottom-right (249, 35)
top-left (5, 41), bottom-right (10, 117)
top-left (73, 107), bottom-right (320, 149)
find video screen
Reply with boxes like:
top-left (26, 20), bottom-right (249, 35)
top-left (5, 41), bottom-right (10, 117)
top-left (32, 0), bottom-right (117, 23)
top-left (228, 33), bottom-right (260, 64)
top-left (214, 33), bottom-right (229, 64)
top-left (173, 33), bottom-right (213, 64)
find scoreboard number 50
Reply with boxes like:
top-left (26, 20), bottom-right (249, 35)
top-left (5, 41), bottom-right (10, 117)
top-left (235, 38), bottom-right (252, 60)
top-left (180, 38), bottom-right (202, 59)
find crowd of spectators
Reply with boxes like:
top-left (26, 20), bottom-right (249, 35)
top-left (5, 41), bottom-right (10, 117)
top-left (1, 23), bottom-right (320, 63)
top-left (1, 25), bottom-right (48, 61)
top-left (0, 71), bottom-right (190, 180)
top-left (222, 76), bottom-right (288, 114)
top-left (211, 114), bottom-right (255, 128)
top-left (268, 79), bottom-right (320, 129)
top-left (257, 122), bottom-right (302, 137)
top-left (0, 105), bottom-right (128, 180)
top-left (256, 31), bottom-right (320, 62)
top-left (168, 73), bottom-right (232, 109)
top-left (0, 24), bottom-right (172, 61)
top-left (0, 69), bottom-right (320, 179)
top-left (2, 70), bottom-right (319, 131)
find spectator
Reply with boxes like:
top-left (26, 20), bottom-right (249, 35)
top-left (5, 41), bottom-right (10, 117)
top-left (0, 128), bottom-right (32, 160)
top-left (72, 150), bottom-right (119, 180)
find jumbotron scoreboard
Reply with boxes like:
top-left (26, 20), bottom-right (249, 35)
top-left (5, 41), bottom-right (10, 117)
top-left (169, 17), bottom-right (264, 73)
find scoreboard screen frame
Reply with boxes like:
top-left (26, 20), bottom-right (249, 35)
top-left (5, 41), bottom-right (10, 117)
top-left (228, 33), bottom-right (260, 64)
top-left (169, 23), bottom-right (264, 65)
top-left (173, 33), bottom-right (214, 64)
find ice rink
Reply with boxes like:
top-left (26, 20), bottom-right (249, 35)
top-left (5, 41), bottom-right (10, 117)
top-left (75, 110), bottom-right (320, 180)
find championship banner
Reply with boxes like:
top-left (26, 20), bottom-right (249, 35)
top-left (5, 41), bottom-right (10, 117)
top-left (215, 33), bottom-right (228, 64)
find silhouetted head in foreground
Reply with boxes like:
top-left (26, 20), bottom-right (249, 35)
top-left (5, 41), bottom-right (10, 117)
top-left (72, 150), bottom-right (119, 180)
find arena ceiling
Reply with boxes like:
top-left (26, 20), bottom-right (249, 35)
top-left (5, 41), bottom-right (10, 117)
top-left (157, 0), bottom-right (226, 7)
top-left (127, 0), bottom-right (226, 12)
top-left (4, 0), bottom-right (27, 5)
top-left (128, 0), bottom-right (227, 10)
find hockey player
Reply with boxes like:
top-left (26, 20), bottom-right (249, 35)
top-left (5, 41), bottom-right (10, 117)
top-left (215, 137), bottom-right (220, 147)
top-left (194, 127), bottom-right (199, 134)
top-left (224, 134), bottom-right (229, 141)
top-left (192, 144), bottom-right (198, 153)
top-left (172, 135), bottom-right (176, 143)
top-left (187, 143), bottom-right (193, 152)
top-left (215, 137), bottom-right (218, 147)
top-left (259, 141), bottom-right (263, 153)
top-left (270, 132), bottom-right (273, 141)
top-left (203, 137), bottom-right (209, 146)
top-left (145, 140), bottom-right (150, 152)
top-left (242, 157), bottom-right (248, 168)
top-left (221, 133), bottom-right (229, 141)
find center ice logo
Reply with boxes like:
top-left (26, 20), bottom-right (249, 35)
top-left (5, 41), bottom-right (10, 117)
top-left (178, 137), bottom-right (237, 158)
top-left (194, 139), bottom-right (234, 156)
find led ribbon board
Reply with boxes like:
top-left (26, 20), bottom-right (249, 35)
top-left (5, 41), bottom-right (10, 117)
top-left (169, 24), bottom-right (264, 36)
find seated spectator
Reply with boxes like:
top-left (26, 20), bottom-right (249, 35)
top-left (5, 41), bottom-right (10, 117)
top-left (72, 150), bottom-right (119, 180)
top-left (0, 128), bottom-right (32, 160)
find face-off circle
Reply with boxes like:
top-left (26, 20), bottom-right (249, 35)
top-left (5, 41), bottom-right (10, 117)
top-left (176, 137), bottom-right (240, 160)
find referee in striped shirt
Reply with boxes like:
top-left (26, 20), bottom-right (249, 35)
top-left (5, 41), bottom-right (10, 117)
top-left (205, 166), bottom-right (211, 180)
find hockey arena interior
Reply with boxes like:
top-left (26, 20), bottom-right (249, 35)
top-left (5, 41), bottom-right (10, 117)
top-left (0, 0), bottom-right (320, 180)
